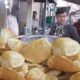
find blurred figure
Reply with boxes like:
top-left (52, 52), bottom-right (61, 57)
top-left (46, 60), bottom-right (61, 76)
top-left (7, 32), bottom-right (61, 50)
top-left (7, 5), bottom-right (19, 36)
top-left (32, 11), bottom-right (39, 34)
top-left (74, 19), bottom-right (80, 36)
top-left (50, 7), bottom-right (80, 42)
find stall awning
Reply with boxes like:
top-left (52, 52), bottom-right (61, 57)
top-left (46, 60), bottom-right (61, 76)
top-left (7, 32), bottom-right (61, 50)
top-left (20, 0), bottom-right (56, 3)
top-left (65, 0), bottom-right (80, 5)
top-left (34, 0), bottom-right (56, 3)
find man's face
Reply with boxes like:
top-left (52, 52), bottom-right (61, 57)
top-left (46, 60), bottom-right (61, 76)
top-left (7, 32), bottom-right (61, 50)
top-left (33, 12), bottom-right (37, 19)
top-left (56, 12), bottom-right (67, 25)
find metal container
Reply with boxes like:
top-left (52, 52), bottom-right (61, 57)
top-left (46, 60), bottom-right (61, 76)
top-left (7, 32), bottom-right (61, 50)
top-left (20, 35), bottom-right (57, 43)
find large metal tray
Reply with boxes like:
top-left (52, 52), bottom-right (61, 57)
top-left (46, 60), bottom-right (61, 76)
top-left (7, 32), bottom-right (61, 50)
top-left (20, 35), bottom-right (57, 43)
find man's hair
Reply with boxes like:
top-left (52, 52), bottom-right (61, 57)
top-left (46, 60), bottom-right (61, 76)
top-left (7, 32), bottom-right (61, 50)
top-left (56, 7), bottom-right (68, 15)
top-left (33, 11), bottom-right (37, 14)
top-left (11, 5), bottom-right (19, 16)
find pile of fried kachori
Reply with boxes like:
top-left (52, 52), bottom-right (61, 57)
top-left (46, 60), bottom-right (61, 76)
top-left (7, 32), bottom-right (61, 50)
top-left (0, 36), bottom-right (80, 80)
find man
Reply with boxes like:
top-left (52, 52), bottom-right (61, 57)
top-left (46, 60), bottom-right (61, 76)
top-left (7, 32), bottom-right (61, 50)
top-left (50, 7), bottom-right (80, 42)
top-left (32, 11), bottom-right (39, 34)
top-left (74, 19), bottom-right (80, 36)
top-left (7, 5), bottom-right (19, 36)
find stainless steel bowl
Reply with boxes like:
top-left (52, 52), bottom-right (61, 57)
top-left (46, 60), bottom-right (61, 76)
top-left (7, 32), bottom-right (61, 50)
top-left (21, 35), bottom-right (57, 43)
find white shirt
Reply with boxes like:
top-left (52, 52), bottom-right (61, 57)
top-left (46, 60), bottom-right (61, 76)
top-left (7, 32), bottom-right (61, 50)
top-left (32, 19), bottom-right (39, 29)
top-left (7, 15), bottom-right (19, 36)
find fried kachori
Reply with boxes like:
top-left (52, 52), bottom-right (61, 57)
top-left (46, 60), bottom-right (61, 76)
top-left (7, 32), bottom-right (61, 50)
top-left (69, 72), bottom-right (80, 80)
top-left (0, 67), bottom-right (21, 80)
top-left (21, 38), bottom-right (52, 64)
top-left (7, 38), bottom-right (26, 52)
top-left (52, 38), bottom-right (80, 57)
top-left (47, 55), bottom-right (80, 72)
top-left (0, 51), bottom-right (25, 68)
top-left (25, 68), bottom-right (46, 80)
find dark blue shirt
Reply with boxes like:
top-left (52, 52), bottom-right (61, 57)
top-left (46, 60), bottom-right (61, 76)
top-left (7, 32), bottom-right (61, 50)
top-left (49, 24), bottom-right (80, 42)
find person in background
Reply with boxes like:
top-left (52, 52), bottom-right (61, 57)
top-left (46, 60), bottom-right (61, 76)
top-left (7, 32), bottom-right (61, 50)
top-left (7, 5), bottom-right (19, 36)
top-left (32, 11), bottom-right (39, 34)
top-left (74, 19), bottom-right (80, 36)
top-left (49, 7), bottom-right (80, 42)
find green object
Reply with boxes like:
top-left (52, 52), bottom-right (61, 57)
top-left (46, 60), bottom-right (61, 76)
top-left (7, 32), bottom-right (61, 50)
top-left (46, 16), bottom-right (53, 24)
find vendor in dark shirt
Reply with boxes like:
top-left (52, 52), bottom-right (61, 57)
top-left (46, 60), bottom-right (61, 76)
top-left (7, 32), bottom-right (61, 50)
top-left (50, 7), bottom-right (80, 42)
top-left (74, 19), bottom-right (80, 36)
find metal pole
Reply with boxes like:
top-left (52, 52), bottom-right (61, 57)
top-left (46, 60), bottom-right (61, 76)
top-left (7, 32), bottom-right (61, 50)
top-left (41, 0), bottom-right (48, 34)
top-left (25, 0), bottom-right (33, 35)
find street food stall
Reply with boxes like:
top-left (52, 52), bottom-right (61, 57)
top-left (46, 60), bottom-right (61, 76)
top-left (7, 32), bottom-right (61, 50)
top-left (0, 0), bottom-right (80, 80)
top-left (65, 0), bottom-right (80, 5)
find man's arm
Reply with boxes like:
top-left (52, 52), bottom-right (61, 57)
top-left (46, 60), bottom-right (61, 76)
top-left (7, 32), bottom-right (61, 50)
top-left (49, 24), bottom-right (56, 35)
top-left (70, 25), bottom-right (80, 43)
top-left (49, 27), bottom-right (54, 35)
